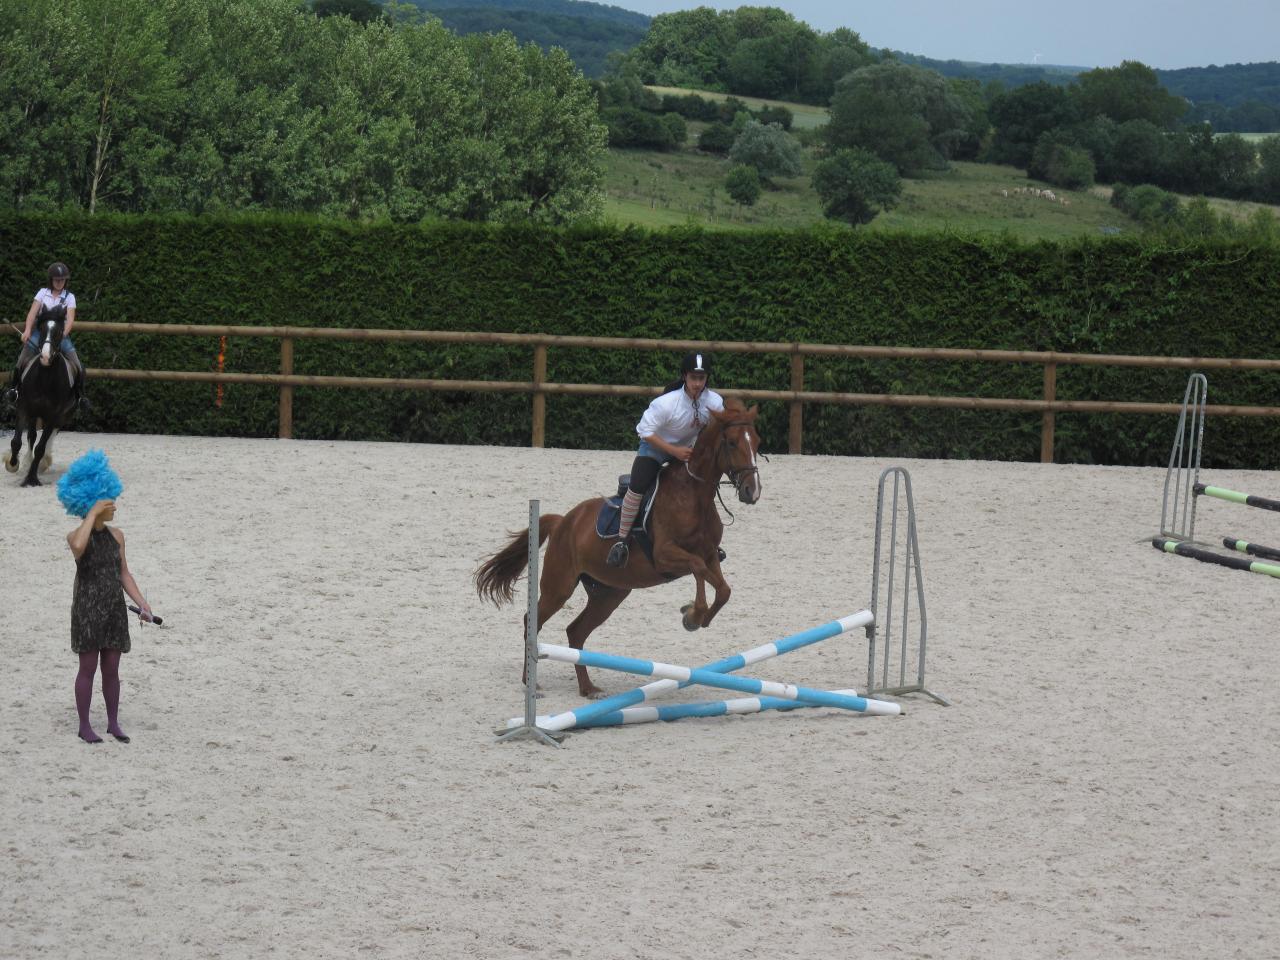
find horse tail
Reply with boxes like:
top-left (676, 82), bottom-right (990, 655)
top-left (474, 514), bottom-right (563, 606)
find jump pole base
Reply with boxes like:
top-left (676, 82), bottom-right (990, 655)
top-left (494, 724), bottom-right (565, 746)
top-left (872, 684), bottom-right (951, 707)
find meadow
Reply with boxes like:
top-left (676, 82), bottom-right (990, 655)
top-left (607, 88), bottom-right (1280, 238)
top-left (646, 83), bottom-right (832, 130)
top-left (604, 139), bottom-right (1132, 240)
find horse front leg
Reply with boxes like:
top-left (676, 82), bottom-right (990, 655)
top-left (4, 421), bottom-right (19, 473)
top-left (22, 423), bottom-right (54, 486)
top-left (697, 554), bottom-right (733, 629)
top-left (654, 543), bottom-right (728, 632)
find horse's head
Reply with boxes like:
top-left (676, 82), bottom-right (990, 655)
top-left (35, 305), bottom-right (66, 366)
top-left (708, 399), bottom-right (763, 504)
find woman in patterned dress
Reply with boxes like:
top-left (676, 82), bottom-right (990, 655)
top-left (58, 451), bottom-right (152, 744)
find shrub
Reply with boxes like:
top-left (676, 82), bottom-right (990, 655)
top-left (728, 121), bottom-right (803, 180)
top-left (698, 122), bottom-right (736, 154)
top-left (724, 165), bottom-right (762, 206)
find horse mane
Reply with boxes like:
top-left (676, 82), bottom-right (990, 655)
top-left (691, 396), bottom-right (749, 453)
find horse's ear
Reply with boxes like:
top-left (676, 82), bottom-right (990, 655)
top-left (747, 404), bottom-right (759, 420)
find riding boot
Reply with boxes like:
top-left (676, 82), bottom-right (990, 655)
top-left (73, 373), bottom-right (90, 411)
top-left (606, 539), bottom-right (630, 567)
top-left (2, 365), bottom-right (17, 405)
top-left (607, 488), bottom-right (644, 568)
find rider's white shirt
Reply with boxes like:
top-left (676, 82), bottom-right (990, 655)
top-left (34, 287), bottom-right (76, 311)
top-left (636, 387), bottom-right (724, 447)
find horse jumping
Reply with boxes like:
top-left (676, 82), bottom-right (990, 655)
top-left (474, 398), bottom-right (763, 698)
top-left (6, 306), bottom-right (78, 487)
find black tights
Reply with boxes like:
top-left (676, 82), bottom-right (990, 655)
top-left (76, 650), bottom-right (124, 742)
top-left (626, 454), bottom-right (663, 496)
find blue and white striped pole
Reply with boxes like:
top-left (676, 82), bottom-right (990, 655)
top-left (537, 643), bottom-right (902, 716)
top-left (571, 689), bottom-right (864, 728)
top-left (504, 611), bottom-right (875, 733)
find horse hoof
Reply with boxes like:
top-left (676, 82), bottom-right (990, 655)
top-left (680, 603), bottom-right (701, 632)
top-left (3, 458), bottom-right (15, 473)
top-left (21, 477), bottom-right (41, 487)
top-left (39, 454), bottom-right (52, 472)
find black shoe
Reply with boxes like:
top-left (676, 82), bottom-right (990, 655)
top-left (717, 547), bottom-right (727, 563)
top-left (606, 540), bottom-right (629, 568)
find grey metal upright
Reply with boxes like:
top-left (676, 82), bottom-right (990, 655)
top-left (867, 467), bottom-right (948, 705)
top-left (494, 500), bottom-right (564, 746)
top-left (1160, 373), bottom-right (1207, 541)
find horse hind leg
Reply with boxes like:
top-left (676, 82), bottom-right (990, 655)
top-left (564, 583), bottom-right (631, 699)
top-left (4, 427), bottom-right (18, 473)
top-left (520, 564), bottom-right (579, 695)
top-left (39, 432), bottom-right (54, 472)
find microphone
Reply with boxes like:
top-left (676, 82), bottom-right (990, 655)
top-left (128, 604), bottom-right (163, 626)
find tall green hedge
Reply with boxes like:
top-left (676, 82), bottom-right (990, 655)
top-left (4, 212), bottom-right (1279, 468)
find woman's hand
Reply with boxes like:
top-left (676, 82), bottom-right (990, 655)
top-left (137, 602), bottom-right (154, 623)
top-left (672, 446), bottom-right (693, 462)
top-left (89, 499), bottom-right (115, 517)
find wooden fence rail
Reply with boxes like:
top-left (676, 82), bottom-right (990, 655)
top-left (52, 322), bottom-right (1280, 461)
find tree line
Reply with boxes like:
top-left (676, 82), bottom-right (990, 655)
top-left (986, 64), bottom-right (1280, 203)
top-left (0, 0), bottom-right (607, 222)
top-left (621, 6), bottom-right (877, 105)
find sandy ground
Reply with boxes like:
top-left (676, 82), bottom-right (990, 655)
top-left (1, 430), bottom-right (1277, 959)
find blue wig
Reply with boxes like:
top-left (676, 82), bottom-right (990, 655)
top-left (57, 449), bottom-right (123, 518)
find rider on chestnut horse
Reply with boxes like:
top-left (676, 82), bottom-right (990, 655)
top-left (607, 351), bottom-right (721, 569)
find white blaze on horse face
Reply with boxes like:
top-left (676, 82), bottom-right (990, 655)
top-left (742, 429), bottom-right (762, 503)
top-left (40, 322), bottom-right (53, 364)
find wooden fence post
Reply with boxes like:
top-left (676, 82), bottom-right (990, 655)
top-left (789, 353), bottom-right (804, 454)
top-left (1040, 362), bottom-right (1057, 463)
top-left (278, 337), bottom-right (294, 440)
top-left (532, 344), bottom-right (547, 448)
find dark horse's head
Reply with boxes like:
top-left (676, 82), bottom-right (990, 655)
top-left (704, 399), bottom-right (763, 504)
top-left (33, 304), bottom-right (67, 367)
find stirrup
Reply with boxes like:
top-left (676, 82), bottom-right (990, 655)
top-left (606, 540), bottom-right (630, 568)
top-left (2, 387), bottom-right (15, 405)
top-left (717, 547), bottom-right (727, 563)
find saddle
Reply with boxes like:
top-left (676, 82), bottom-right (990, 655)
top-left (591, 469), bottom-right (729, 571)
top-left (595, 472), bottom-right (661, 565)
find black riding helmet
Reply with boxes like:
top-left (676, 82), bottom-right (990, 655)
top-left (680, 351), bottom-right (712, 381)
top-left (48, 262), bottom-right (70, 283)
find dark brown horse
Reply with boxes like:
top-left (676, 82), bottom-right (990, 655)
top-left (6, 305), bottom-right (77, 487)
top-left (474, 397), bottom-right (763, 698)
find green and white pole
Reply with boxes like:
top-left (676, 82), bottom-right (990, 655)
top-left (1153, 537), bottom-right (1280, 579)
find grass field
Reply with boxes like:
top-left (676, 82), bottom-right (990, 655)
top-left (608, 90), bottom-right (1277, 237)
top-left (645, 84), bottom-right (831, 130)
top-left (603, 136), bottom-right (1134, 239)
top-left (1219, 132), bottom-right (1279, 143)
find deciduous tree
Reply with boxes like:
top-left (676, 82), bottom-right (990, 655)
top-left (810, 147), bottom-right (901, 225)
top-left (826, 61), bottom-right (972, 176)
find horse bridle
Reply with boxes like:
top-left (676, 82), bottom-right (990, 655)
top-left (686, 419), bottom-right (764, 519)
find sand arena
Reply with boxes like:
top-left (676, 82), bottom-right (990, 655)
top-left (2, 431), bottom-right (1277, 958)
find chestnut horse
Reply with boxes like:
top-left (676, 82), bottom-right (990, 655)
top-left (474, 398), bottom-right (763, 698)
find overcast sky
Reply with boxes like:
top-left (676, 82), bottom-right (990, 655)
top-left (618, 0), bottom-right (1279, 70)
